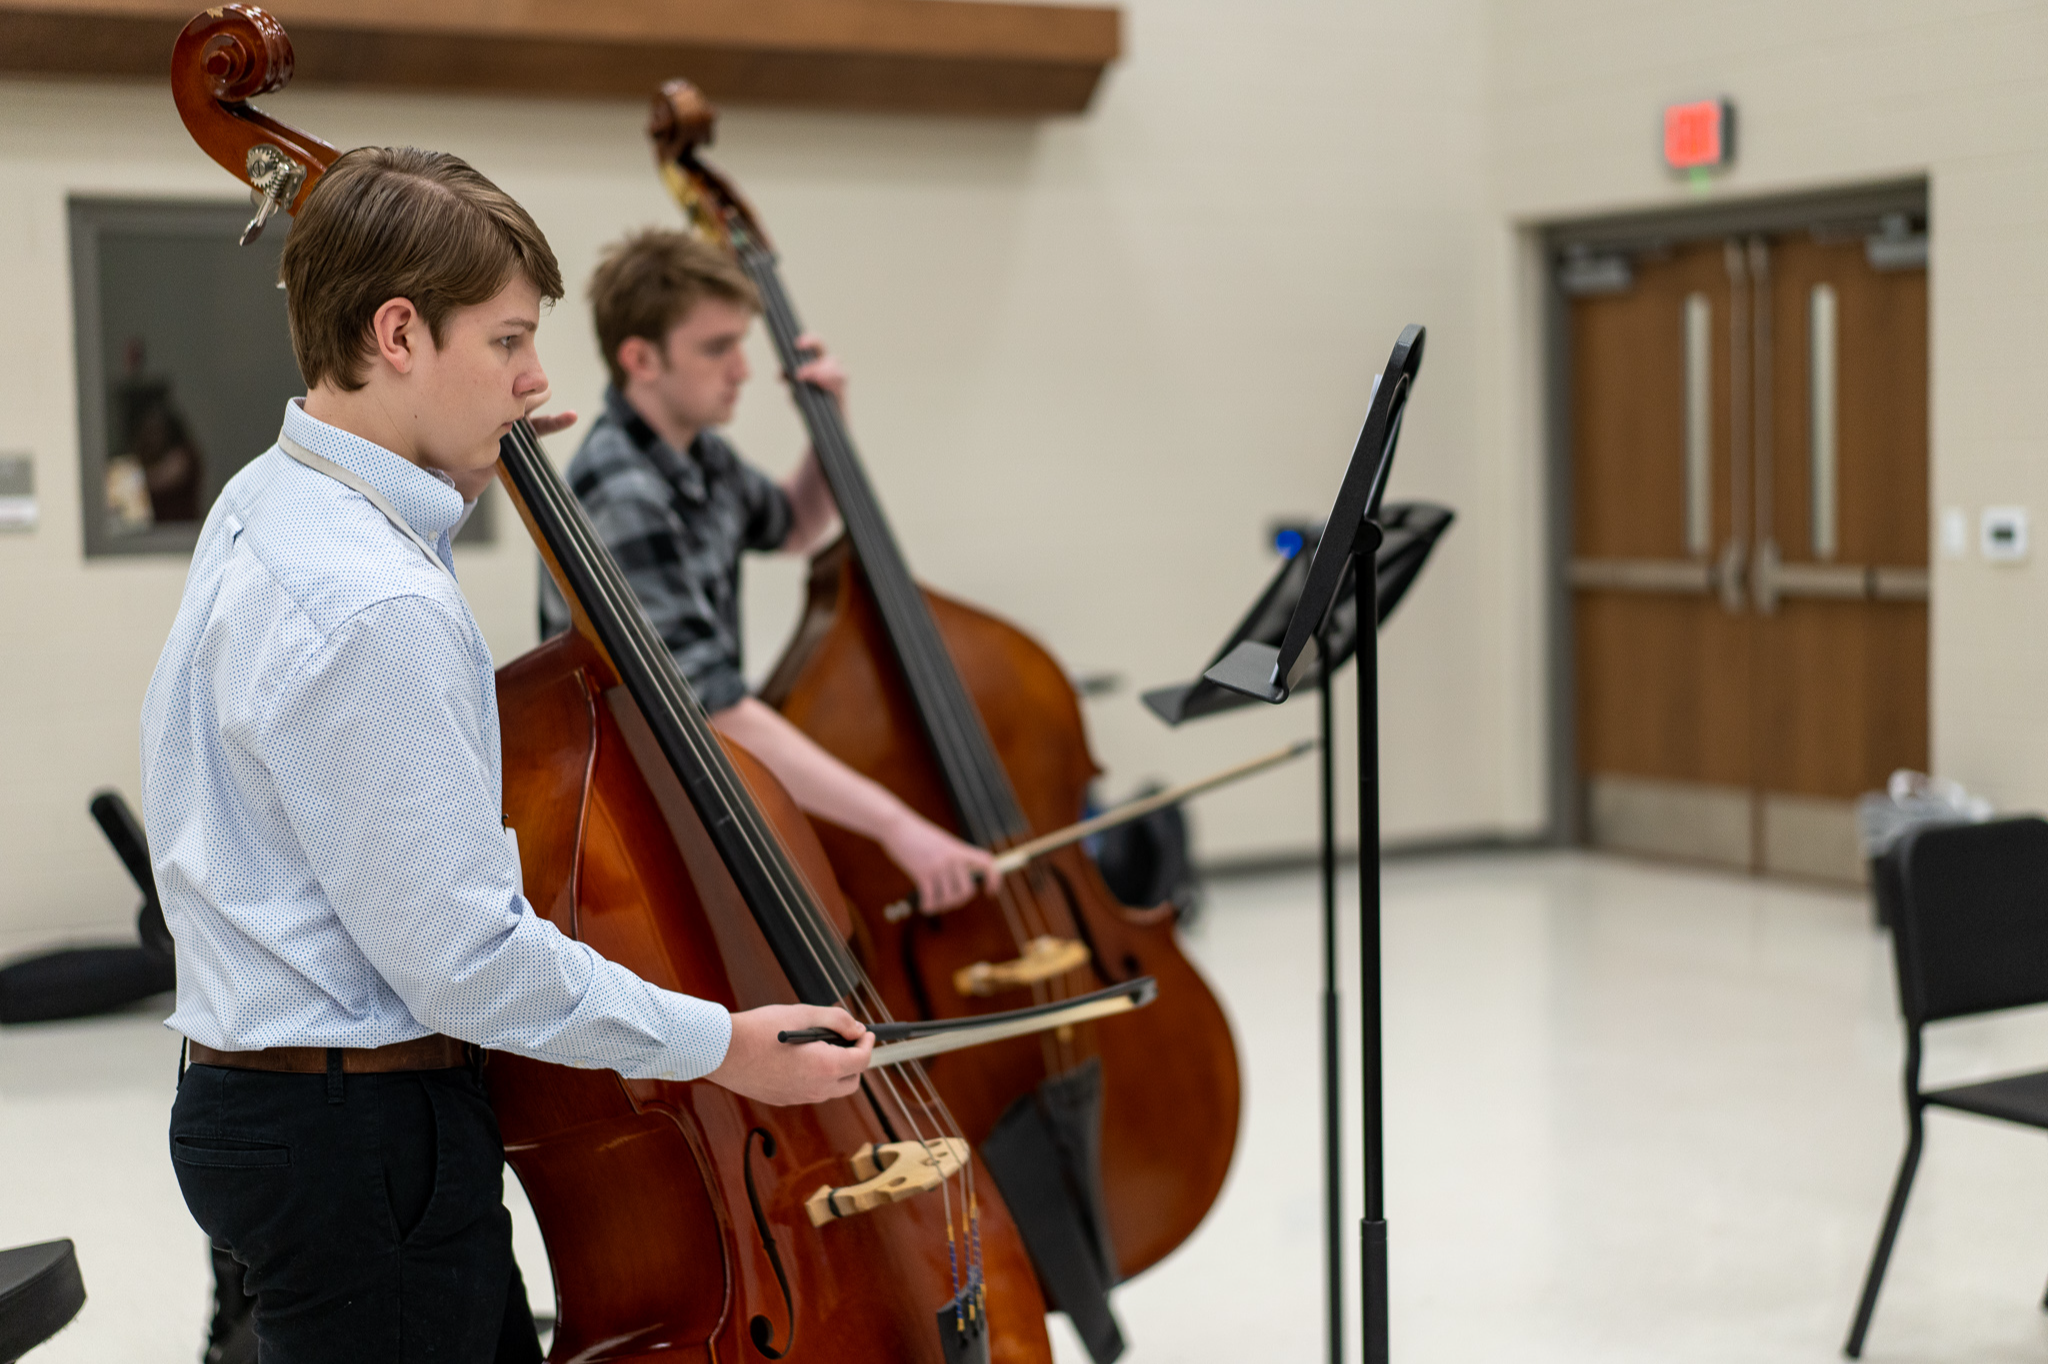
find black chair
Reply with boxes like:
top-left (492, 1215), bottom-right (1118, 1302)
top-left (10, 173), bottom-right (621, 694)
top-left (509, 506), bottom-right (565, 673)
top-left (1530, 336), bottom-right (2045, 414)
top-left (0, 1239), bottom-right (84, 1362)
top-left (1845, 816), bottom-right (2048, 1358)
top-left (0, 791), bottom-right (174, 1025)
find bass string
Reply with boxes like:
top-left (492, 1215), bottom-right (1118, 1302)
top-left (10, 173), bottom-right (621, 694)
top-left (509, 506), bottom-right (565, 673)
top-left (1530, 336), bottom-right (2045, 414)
top-left (773, 427), bottom-right (1086, 1082)
top-left (506, 422), bottom-right (858, 1000)
top-left (713, 219), bottom-right (1087, 1078)
top-left (782, 421), bottom-right (1073, 998)
top-left (787, 379), bottom-right (1087, 993)
top-left (849, 977), bottom-right (982, 1249)
top-left (777, 377), bottom-right (1062, 955)
top-left (510, 421), bottom-right (978, 1181)
top-left (841, 978), bottom-right (983, 1298)
top-left (718, 236), bottom-right (1094, 1204)
top-left (735, 237), bottom-right (1097, 1024)
top-left (739, 243), bottom-right (1079, 965)
top-left (710, 198), bottom-right (1122, 1249)
top-left (785, 386), bottom-right (1061, 961)
top-left (506, 422), bottom-right (987, 1248)
top-left (822, 483), bottom-right (1094, 1059)
top-left (734, 235), bottom-right (1020, 844)
top-left (785, 381), bottom-right (1006, 832)
top-left (504, 423), bottom-right (867, 1017)
top-left (631, 275), bottom-right (1014, 1225)
top-left (734, 829), bottom-right (982, 1240)
top-left (696, 798), bottom-right (986, 1254)
top-left (734, 244), bottom-right (1039, 964)
top-left (672, 687), bottom-right (986, 1202)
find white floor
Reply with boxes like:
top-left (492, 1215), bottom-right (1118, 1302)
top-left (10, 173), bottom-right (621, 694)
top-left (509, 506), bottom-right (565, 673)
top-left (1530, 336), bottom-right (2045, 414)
top-left (9, 851), bottom-right (2048, 1362)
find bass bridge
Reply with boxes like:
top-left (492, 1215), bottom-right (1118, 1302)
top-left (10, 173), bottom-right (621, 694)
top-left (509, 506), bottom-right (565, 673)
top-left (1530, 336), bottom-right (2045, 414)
top-left (805, 1138), bottom-right (968, 1227)
top-left (952, 936), bottom-right (1090, 998)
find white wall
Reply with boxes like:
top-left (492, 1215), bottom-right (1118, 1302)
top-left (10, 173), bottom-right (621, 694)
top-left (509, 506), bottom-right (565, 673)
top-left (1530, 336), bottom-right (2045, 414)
top-left (27, 0), bottom-right (2041, 955)
top-left (1484, 0), bottom-right (2048, 819)
top-left (0, 1), bottom-right (1519, 950)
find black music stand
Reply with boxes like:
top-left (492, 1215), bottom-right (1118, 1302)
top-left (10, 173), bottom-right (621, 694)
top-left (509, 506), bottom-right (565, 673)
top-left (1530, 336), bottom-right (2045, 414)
top-left (1146, 326), bottom-right (1430, 1364)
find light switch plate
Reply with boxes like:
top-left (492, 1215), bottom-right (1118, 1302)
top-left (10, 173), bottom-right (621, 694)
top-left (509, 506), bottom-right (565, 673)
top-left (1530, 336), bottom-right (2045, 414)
top-left (1982, 506), bottom-right (2029, 562)
top-left (0, 453), bottom-right (34, 531)
top-left (1940, 507), bottom-right (1968, 558)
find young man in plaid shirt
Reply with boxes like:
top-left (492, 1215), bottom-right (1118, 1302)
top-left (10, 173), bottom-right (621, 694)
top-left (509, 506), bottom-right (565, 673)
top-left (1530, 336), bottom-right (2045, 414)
top-left (543, 230), bottom-right (996, 913)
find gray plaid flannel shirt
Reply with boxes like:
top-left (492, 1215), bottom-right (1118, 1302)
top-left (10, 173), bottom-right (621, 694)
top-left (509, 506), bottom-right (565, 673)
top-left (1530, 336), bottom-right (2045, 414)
top-left (539, 388), bottom-right (793, 712)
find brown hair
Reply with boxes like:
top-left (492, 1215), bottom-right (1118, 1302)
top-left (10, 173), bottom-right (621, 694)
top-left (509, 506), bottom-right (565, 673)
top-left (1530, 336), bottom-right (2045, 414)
top-left (589, 228), bottom-right (759, 389)
top-left (278, 147), bottom-right (564, 391)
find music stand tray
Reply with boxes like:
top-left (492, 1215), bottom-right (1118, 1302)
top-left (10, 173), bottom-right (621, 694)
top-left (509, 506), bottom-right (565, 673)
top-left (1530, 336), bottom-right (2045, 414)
top-left (1141, 501), bottom-right (1453, 727)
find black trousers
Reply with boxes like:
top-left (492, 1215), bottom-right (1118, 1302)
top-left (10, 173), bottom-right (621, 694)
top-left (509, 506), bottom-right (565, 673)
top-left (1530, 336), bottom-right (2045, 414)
top-left (170, 1060), bottom-right (543, 1364)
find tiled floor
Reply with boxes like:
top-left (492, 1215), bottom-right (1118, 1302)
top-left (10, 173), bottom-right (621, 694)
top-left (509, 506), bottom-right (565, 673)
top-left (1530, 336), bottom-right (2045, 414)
top-left (9, 851), bottom-right (2048, 1362)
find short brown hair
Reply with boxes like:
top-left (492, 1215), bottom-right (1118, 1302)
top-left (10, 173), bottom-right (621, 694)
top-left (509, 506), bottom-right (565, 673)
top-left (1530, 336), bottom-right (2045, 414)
top-left (589, 229), bottom-right (759, 389)
top-left (278, 147), bottom-right (564, 391)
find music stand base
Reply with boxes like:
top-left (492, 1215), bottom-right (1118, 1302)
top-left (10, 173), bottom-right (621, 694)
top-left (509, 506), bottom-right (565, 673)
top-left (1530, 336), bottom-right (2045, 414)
top-left (1362, 1218), bottom-right (1388, 1363)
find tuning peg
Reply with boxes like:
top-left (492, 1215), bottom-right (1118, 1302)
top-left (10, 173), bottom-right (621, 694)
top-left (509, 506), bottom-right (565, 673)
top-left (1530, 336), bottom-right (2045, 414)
top-left (238, 143), bottom-right (306, 246)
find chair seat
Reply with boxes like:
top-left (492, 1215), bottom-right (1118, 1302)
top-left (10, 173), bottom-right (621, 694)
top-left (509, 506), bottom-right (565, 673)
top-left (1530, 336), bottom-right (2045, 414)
top-left (1925, 1069), bottom-right (2048, 1128)
top-left (0, 1238), bottom-right (84, 1362)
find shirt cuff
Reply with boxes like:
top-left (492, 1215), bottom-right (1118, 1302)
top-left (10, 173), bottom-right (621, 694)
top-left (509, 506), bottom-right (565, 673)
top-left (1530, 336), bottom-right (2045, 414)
top-left (651, 993), bottom-right (733, 1082)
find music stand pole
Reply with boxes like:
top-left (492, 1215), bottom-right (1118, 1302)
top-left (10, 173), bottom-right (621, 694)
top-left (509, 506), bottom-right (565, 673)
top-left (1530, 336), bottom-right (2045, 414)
top-left (1179, 323), bottom-right (1427, 1364)
top-left (1319, 627), bottom-right (1343, 1364)
top-left (1355, 524), bottom-right (1389, 1363)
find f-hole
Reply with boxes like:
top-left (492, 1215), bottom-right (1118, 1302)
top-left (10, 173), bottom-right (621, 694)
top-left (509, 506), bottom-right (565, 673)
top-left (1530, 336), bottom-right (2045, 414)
top-left (861, 1077), bottom-right (903, 1144)
top-left (1044, 862), bottom-right (1117, 986)
top-left (902, 914), bottom-right (937, 1019)
top-left (743, 1128), bottom-right (796, 1359)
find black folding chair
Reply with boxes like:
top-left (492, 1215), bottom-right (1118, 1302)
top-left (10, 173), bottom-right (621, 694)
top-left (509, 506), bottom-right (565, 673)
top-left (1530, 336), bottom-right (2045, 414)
top-left (1845, 816), bottom-right (2048, 1358)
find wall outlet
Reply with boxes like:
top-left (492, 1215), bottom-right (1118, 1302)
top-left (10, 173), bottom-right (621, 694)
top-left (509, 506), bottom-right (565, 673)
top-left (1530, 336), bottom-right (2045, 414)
top-left (1982, 506), bottom-right (2029, 562)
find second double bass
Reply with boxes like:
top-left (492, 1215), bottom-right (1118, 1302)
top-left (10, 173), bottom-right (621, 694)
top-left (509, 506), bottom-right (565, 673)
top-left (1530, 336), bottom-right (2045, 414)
top-left (648, 84), bottom-right (1242, 1351)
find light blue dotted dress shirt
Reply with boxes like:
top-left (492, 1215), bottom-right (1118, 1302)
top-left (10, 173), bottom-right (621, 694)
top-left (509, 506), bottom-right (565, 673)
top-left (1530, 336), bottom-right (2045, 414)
top-left (140, 400), bottom-right (732, 1080)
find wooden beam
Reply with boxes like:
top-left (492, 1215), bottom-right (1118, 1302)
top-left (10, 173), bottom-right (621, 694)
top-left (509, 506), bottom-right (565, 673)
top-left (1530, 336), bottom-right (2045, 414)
top-left (0, 0), bottom-right (1121, 116)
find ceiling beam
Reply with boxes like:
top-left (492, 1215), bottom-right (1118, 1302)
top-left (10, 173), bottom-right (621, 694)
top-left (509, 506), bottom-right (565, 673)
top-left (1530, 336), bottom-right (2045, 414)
top-left (0, 0), bottom-right (1121, 116)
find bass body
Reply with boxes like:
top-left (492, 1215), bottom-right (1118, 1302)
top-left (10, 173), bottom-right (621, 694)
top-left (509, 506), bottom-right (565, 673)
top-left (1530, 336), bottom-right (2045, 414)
top-left (494, 628), bottom-right (1048, 1363)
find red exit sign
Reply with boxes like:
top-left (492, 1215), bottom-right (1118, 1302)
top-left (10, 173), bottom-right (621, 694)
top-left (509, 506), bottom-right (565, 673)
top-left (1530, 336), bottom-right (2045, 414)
top-left (1664, 98), bottom-right (1734, 170)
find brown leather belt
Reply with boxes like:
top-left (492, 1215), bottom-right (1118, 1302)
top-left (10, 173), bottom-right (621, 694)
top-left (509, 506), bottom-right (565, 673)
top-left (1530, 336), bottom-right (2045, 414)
top-left (188, 1035), bottom-right (469, 1074)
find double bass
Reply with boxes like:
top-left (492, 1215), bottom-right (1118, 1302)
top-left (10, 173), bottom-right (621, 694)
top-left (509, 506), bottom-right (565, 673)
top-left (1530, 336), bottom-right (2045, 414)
top-left (170, 11), bottom-right (1150, 1359)
top-left (647, 84), bottom-right (1241, 1353)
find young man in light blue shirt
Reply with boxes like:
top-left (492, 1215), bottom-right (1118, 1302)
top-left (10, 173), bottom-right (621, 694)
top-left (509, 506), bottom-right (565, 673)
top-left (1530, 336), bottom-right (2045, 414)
top-left (141, 146), bottom-right (869, 1362)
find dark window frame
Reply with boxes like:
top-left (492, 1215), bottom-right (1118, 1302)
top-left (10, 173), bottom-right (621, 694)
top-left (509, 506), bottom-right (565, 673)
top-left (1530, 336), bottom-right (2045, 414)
top-left (68, 196), bottom-right (494, 559)
top-left (71, 197), bottom-right (281, 558)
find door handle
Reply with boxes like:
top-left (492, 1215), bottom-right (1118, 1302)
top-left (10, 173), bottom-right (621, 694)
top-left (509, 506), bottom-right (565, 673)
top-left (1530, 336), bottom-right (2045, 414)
top-left (1569, 545), bottom-right (1768, 608)
top-left (1749, 544), bottom-right (1929, 608)
top-left (1715, 539), bottom-right (1747, 613)
top-left (1752, 538), bottom-right (1781, 614)
top-left (1568, 558), bottom-right (1715, 594)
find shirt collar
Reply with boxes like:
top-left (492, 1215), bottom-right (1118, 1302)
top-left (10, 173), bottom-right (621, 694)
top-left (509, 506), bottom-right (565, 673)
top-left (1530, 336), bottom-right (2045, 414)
top-left (604, 386), bottom-right (708, 506)
top-left (280, 399), bottom-right (467, 542)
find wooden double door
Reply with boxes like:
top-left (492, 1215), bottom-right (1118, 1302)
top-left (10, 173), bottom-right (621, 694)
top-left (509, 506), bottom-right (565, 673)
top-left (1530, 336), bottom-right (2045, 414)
top-left (1569, 219), bottom-right (1928, 881)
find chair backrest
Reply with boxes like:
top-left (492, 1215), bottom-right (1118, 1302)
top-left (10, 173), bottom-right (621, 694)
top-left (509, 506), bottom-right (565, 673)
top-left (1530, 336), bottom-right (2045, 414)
top-left (1893, 816), bottom-right (2048, 1025)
